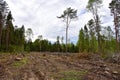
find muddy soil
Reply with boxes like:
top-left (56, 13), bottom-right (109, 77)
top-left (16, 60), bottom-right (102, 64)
top-left (0, 52), bottom-right (120, 80)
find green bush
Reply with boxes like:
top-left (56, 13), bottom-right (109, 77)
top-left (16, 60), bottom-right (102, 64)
top-left (9, 45), bottom-right (24, 52)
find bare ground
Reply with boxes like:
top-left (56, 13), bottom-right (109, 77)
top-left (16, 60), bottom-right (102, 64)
top-left (0, 52), bottom-right (120, 80)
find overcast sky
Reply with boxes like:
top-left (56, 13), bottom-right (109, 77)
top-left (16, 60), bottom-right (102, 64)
top-left (5, 0), bottom-right (113, 43)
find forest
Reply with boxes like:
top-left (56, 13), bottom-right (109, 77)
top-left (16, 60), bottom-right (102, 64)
top-left (0, 0), bottom-right (119, 54)
top-left (0, 0), bottom-right (120, 80)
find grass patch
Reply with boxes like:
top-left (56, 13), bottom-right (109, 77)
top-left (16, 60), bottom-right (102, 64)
top-left (52, 70), bottom-right (88, 80)
top-left (12, 58), bottom-right (28, 67)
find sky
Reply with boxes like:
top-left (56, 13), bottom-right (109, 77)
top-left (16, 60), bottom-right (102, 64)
top-left (5, 0), bottom-right (113, 43)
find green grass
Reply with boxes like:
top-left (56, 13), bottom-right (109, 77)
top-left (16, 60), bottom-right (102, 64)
top-left (52, 70), bottom-right (88, 80)
top-left (12, 58), bottom-right (28, 67)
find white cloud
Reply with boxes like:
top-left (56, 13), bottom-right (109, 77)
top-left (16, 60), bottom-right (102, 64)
top-left (5, 0), bottom-right (112, 43)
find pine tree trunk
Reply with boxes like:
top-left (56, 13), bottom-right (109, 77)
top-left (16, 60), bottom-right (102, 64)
top-left (96, 15), bottom-right (101, 52)
top-left (66, 15), bottom-right (69, 53)
top-left (114, 11), bottom-right (119, 52)
top-left (6, 24), bottom-right (10, 51)
top-left (0, 15), bottom-right (2, 48)
top-left (66, 27), bottom-right (68, 53)
top-left (115, 26), bottom-right (119, 52)
top-left (40, 41), bottom-right (41, 52)
top-left (98, 28), bottom-right (100, 51)
top-left (0, 24), bottom-right (2, 47)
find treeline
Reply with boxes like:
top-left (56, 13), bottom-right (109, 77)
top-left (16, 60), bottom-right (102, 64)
top-left (25, 36), bottom-right (78, 53)
top-left (25, 0), bottom-right (120, 54)
top-left (25, 23), bottom-right (116, 54)
top-left (0, 0), bottom-right (25, 52)
top-left (77, 20), bottom-right (116, 53)
top-left (0, 0), bottom-right (120, 54)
